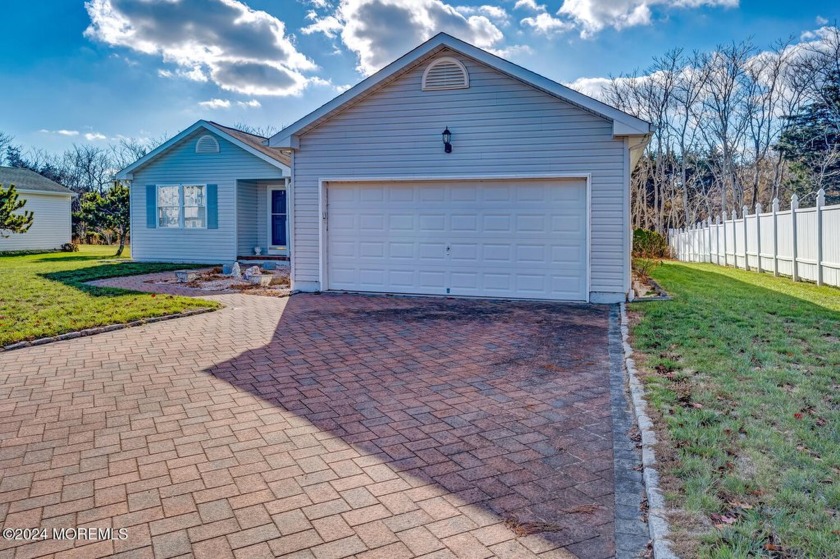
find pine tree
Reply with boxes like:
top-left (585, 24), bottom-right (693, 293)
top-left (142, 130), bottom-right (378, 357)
top-left (0, 184), bottom-right (34, 237)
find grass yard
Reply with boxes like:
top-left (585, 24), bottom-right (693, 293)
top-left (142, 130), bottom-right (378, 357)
top-left (629, 262), bottom-right (840, 558)
top-left (0, 246), bottom-right (219, 346)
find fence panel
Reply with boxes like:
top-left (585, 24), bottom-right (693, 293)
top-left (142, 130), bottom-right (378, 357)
top-left (746, 214), bottom-right (759, 269)
top-left (758, 213), bottom-right (775, 272)
top-left (796, 208), bottom-right (818, 282)
top-left (734, 218), bottom-right (747, 269)
top-left (668, 191), bottom-right (839, 288)
top-left (823, 206), bottom-right (840, 287)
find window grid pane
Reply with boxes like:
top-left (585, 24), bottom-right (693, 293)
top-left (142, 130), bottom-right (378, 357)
top-left (157, 185), bottom-right (181, 228)
top-left (183, 185), bottom-right (206, 228)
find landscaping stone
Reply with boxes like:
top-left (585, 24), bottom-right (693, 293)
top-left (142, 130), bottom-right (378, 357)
top-left (175, 270), bottom-right (199, 283)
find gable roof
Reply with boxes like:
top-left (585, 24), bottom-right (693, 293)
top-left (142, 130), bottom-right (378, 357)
top-left (116, 120), bottom-right (290, 179)
top-left (0, 167), bottom-right (73, 195)
top-left (269, 33), bottom-right (651, 149)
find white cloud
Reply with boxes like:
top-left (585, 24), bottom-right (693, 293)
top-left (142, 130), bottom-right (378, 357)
top-left (301, 13), bottom-right (344, 38)
top-left (199, 98), bottom-right (232, 109)
top-left (558, 0), bottom-right (739, 38)
top-left (816, 16), bottom-right (828, 26)
top-left (563, 76), bottom-right (612, 99)
top-left (521, 12), bottom-right (573, 34)
top-left (489, 44), bottom-right (534, 59)
top-left (303, 0), bottom-right (505, 75)
top-left (513, 0), bottom-right (545, 12)
top-left (84, 0), bottom-right (318, 96)
top-left (84, 132), bottom-right (108, 141)
top-left (455, 5), bottom-right (510, 25)
top-left (40, 129), bottom-right (80, 136)
top-left (237, 99), bottom-right (262, 108)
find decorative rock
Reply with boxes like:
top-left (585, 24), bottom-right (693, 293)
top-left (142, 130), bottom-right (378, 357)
top-left (175, 270), bottom-right (199, 283)
top-left (230, 262), bottom-right (241, 279)
top-left (243, 266), bottom-right (262, 280)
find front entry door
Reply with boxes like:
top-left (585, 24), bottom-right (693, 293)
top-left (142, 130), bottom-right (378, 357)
top-left (268, 188), bottom-right (288, 254)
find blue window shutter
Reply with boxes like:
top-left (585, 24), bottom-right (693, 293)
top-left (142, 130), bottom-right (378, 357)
top-left (207, 184), bottom-right (218, 229)
top-left (146, 185), bottom-right (157, 228)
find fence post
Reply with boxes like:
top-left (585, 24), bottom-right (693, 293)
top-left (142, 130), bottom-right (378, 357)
top-left (816, 188), bottom-right (825, 286)
top-left (743, 205), bottom-right (750, 271)
top-left (772, 198), bottom-right (779, 277)
top-left (722, 210), bottom-right (728, 266)
top-left (755, 203), bottom-right (763, 273)
top-left (791, 194), bottom-right (799, 282)
top-left (716, 215), bottom-right (721, 265)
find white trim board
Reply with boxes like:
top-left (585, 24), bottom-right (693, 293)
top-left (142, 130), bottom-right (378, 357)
top-left (317, 174), bottom-right (592, 302)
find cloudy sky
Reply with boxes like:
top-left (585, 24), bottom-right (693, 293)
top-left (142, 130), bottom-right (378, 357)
top-left (0, 0), bottom-right (835, 152)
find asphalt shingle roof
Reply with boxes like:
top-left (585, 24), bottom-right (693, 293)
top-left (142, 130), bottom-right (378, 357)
top-left (207, 122), bottom-right (291, 167)
top-left (0, 167), bottom-right (73, 194)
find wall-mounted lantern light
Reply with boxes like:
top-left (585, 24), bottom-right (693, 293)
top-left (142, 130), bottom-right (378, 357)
top-left (442, 127), bottom-right (452, 153)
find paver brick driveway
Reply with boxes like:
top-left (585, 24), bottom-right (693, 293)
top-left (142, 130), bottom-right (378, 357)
top-left (1, 291), bottom-right (622, 559)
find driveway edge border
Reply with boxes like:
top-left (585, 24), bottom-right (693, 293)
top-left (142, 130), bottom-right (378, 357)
top-left (619, 303), bottom-right (677, 559)
top-left (608, 305), bottom-right (650, 558)
top-left (1, 307), bottom-right (218, 352)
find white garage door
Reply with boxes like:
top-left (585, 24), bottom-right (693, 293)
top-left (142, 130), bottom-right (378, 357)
top-left (326, 179), bottom-right (588, 301)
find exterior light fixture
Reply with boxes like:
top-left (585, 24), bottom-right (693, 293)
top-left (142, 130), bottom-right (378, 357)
top-left (442, 127), bottom-right (452, 153)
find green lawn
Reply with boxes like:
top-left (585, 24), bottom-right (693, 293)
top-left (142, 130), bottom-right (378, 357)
top-left (629, 262), bottom-right (840, 558)
top-left (0, 246), bottom-right (219, 346)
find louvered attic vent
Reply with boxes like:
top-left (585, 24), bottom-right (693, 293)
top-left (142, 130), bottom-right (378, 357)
top-left (422, 57), bottom-right (469, 91)
top-left (195, 135), bottom-right (220, 154)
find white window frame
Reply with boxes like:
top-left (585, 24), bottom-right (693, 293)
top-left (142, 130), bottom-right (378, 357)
top-left (183, 184), bottom-right (208, 229)
top-left (157, 184), bottom-right (207, 229)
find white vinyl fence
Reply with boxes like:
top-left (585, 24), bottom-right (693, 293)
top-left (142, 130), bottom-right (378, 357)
top-left (669, 189), bottom-right (840, 288)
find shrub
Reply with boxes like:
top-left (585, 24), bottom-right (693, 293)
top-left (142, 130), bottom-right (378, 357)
top-left (632, 257), bottom-right (660, 281)
top-left (61, 242), bottom-right (79, 253)
top-left (633, 228), bottom-right (670, 258)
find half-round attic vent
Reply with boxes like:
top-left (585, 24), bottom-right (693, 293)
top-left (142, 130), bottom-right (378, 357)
top-left (196, 135), bottom-right (220, 154)
top-left (422, 57), bottom-right (469, 91)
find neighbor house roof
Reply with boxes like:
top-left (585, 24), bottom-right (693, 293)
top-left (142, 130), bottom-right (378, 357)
top-left (269, 32), bottom-right (651, 149)
top-left (0, 167), bottom-right (74, 195)
top-left (116, 120), bottom-right (291, 180)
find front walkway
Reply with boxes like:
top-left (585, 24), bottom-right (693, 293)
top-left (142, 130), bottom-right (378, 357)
top-left (0, 289), bottom-right (644, 558)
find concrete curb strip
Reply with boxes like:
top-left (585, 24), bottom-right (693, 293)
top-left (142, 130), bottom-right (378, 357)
top-left (620, 302), bottom-right (678, 559)
top-left (1, 307), bottom-right (217, 352)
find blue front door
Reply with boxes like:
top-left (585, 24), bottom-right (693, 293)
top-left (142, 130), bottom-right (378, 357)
top-left (270, 189), bottom-right (287, 248)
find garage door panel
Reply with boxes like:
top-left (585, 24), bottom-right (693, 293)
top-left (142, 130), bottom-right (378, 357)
top-left (327, 179), bottom-right (587, 301)
top-left (388, 242), bottom-right (414, 258)
top-left (418, 214), bottom-right (446, 231)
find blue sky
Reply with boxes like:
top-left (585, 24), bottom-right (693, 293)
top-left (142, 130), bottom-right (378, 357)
top-left (0, 0), bottom-right (836, 154)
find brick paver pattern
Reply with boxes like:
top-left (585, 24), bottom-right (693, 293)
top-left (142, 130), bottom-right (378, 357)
top-left (0, 290), bottom-right (616, 559)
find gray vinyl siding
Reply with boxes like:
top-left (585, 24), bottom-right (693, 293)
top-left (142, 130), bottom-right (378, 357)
top-left (291, 49), bottom-right (629, 296)
top-left (237, 182), bottom-right (270, 256)
top-left (130, 129), bottom-right (284, 263)
top-left (237, 181), bottom-right (258, 256)
top-left (0, 193), bottom-right (71, 252)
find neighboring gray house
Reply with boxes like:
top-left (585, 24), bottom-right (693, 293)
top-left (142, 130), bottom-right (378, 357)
top-left (118, 121), bottom-right (290, 263)
top-left (121, 33), bottom-right (650, 303)
top-left (0, 167), bottom-right (73, 252)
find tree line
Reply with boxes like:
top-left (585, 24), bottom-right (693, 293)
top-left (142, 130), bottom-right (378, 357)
top-left (599, 25), bottom-right (840, 233)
